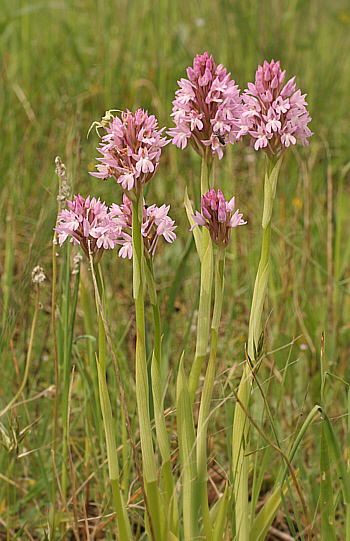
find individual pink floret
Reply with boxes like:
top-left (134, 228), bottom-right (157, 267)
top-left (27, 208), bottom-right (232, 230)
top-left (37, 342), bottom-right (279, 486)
top-left (237, 59), bottom-right (313, 157)
top-left (191, 188), bottom-right (246, 246)
top-left (168, 52), bottom-right (244, 158)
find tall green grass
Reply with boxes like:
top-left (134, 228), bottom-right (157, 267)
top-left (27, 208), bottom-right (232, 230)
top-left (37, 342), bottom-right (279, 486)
top-left (1, 0), bottom-right (350, 538)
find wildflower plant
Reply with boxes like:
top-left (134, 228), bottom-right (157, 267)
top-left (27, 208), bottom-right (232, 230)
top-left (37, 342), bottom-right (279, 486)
top-left (51, 53), bottom-right (315, 541)
top-left (232, 59), bottom-right (313, 541)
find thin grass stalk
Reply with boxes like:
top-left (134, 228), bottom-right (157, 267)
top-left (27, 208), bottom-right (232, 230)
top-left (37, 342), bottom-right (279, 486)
top-left (51, 450), bottom-right (80, 541)
top-left (61, 239), bottom-right (72, 500)
top-left (2, 204), bottom-right (14, 330)
top-left (79, 277), bottom-right (106, 453)
top-left (320, 421), bottom-right (336, 540)
top-left (0, 282), bottom-right (41, 419)
top-left (51, 166), bottom-right (62, 540)
top-left (232, 385), bottom-right (313, 541)
top-left (319, 331), bottom-right (336, 538)
top-left (121, 406), bottom-right (129, 502)
top-left (250, 343), bottom-right (294, 524)
top-left (67, 366), bottom-right (80, 541)
top-left (90, 258), bottom-right (132, 541)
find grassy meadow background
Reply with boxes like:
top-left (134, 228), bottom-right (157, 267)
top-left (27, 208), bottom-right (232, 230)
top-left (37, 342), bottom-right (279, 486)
top-left (1, 0), bottom-right (350, 538)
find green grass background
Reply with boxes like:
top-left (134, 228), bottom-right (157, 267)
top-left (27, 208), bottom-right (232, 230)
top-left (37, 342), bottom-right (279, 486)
top-left (1, 0), bottom-right (350, 538)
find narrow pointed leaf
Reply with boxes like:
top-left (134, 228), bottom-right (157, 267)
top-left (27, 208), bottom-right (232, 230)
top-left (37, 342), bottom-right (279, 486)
top-left (176, 354), bottom-right (198, 540)
top-left (249, 473), bottom-right (294, 541)
top-left (320, 421), bottom-right (336, 540)
top-left (321, 407), bottom-right (350, 504)
top-left (212, 483), bottom-right (229, 541)
top-left (184, 186), bottom-right (202, 261)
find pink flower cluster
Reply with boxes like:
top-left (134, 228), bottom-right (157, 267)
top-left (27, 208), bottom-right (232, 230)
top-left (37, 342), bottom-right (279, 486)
top-left (110, 194), bottom-right (177, 259)
top-left (191, 188), bottom-right (246, 246)
top-left (55, 194), bottom-right (177, 261)
top-left (90, 109), bottom-right (169, 195)
top-left (168, 52), bottom-right (243, 159)
top-left (237, 59), bottom-right (313, 156)
top-left (55, 195), bottom-right (118, 263)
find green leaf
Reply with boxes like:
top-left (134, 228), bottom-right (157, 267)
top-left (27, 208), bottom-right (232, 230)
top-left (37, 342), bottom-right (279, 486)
top-left (95, 359), bottom-right (132, 540)
top-left (261, 156), bottom-right (283, 229)
top-left (249, 473), bottom-right (294, 541)
top-left (176, 354), bottom-right (199, 540)
top-left (197, 348), bottom-right (215, 482)
top-left (135, 331), bottom-right (157, 483)
top-left (212, 483), bottom-right (229, 541)
top-left (184, 186), bottom-right (202, 261)
top-left (320, 422), bottom-right (336, 540)
top-left (144, 258), bottom-right (158, 306)
top-left (195, 236), bottom-right (213, 358)
top-left (321, 407), bottom-right (350, 504)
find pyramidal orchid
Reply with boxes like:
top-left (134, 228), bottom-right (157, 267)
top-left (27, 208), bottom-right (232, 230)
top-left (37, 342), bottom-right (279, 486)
top-left (55, 194), bottom-right (118, 263)
top-left (90, 109), bottom-right (169, 197)
top-left (110, 194), bottom-right (177, 259)
top-left (191, 188), bottom-right (246, 246)
top-left (168, 52), bottom-right (244, 159)
top-left (232, 61), bottom-right (313, 541)
top-left (238, 59), bottom-right (313, 157)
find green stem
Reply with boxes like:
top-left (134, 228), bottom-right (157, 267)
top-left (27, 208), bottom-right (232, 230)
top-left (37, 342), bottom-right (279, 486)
top-left (94, 263), bottom-right (106, 373)
top-left (188, 231), bottom-right (213, 406)
top-left (188, 153), bottom-right (215, 406)
top-left (132, 197), bottom-right (145, 339)
top-left (195, 246), bottom-right (225, 541)
top-left (197, 348), bottom-right (216, 541)
top-left (247, 220), bottom-right (271, 361)
top-left (61, 241), bottom-right (71, 499)
top-left (200, 149), bottom-right (212, 195)
top-left (177, 356), bottom-right (199, 540)
top-left (212, 245), bottom-right (225, 340)
top-left (145, 256), bottom-right (161, 367)
top-left (132, 197), bottom-right (160, 541)
top-left (233, 156), bottom-right (283, 541)
top-left (144, 257), bottom-right (179, 537)
top-left (247, 157), bottom-right (281, 362)
top-left (232, 363), bottom-right (250, 541)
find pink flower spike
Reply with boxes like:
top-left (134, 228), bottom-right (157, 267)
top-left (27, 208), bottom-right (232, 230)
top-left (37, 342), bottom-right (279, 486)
top-left (55, 194), bottom-right (119, 263)
top-left (237, 60), bottom-right (313, 157)
top-left (168, 52), bottom-right (244, 159)
top-left (90, 109), bottom-right (169, 195)
top-left (110, 195), bottom-right (177, 259)
top-left (191, 188), bottom-right (246, 246)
